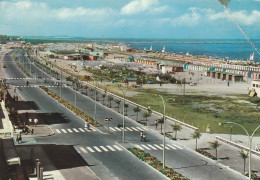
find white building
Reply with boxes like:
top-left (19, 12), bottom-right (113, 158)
top-left (250, 80), bottom-right (260, 97)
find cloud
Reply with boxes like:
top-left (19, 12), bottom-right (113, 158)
top-left (208, 9), bottom-right (260, 26)
top-left (120, 0), bottom-right (167, 15)
top-left (0, 0), bottom-right (115, 22)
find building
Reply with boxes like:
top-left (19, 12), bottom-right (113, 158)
top-left (250, 80), bottom-right (260, 97)
top-left (125, 78), bottom-right (138, 87)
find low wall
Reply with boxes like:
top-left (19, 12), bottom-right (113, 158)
top-left (216, 136), bottom-right (260, 157)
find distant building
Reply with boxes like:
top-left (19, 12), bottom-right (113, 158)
top-left (250, 80), bottom-right (260, 97)
top-left (125, 78), bottom-right (138, 87)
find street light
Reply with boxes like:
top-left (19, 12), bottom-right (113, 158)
top-left (117, 84), bottom-right (130, 143)
top-left (219, 122), bottom-right (260, 180)
top-left (157, 94), bottom-right (174, 169)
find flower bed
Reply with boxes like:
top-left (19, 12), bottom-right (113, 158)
top-left (196, 149), bottom-right (217, 160)
top-left (15, 62), bottom-right (32, 78)
top-left (128, 148), bottom-right (189, 180)
top-left (40, 86), bottom-right (101, 127)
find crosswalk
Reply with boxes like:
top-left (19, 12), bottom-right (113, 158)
top-left (55, 128), bottom-right (96, 134)
top-left (108, 126), bottom-right (148, 132)
top-left (13, 85), bottom-right (61, 88)
top-left (75, 144), bottom-right (123, 154)
top-left (134, 143), bottom-right (183, 151)
top-left (75, 143), bottom-right (183, 154)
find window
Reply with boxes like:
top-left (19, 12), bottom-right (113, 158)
top-left (253, 84), bottom-right (255, 87)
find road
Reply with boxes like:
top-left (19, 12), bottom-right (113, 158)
top-left (2, 49), bottom-right (248, 180)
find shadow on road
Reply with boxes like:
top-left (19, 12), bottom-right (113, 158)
top-left (16, 144), bottom-right (89, 175)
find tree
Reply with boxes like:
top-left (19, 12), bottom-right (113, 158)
top-left (191, 130), bottom-right (202, 150)
top-left (102, 93), bottom-right (106, 105)
top-left (133, 106), bottom-right (141, 121)
top-left (239, 150), bottom-right (248, 174)
top-left (114, 99), bottom-right (121, 112)
top-left (143, 111), bottom-right (151, 125)
top-left (107, 95), bottom-right (114, 108)
top-left (208, 140), bottom-right (222, 159)
top-left (171, 123), bottom-right (182, 140)
top-left (157, 117), bottom-right (164, 133)
top-left (124, 103), bottom-right (129, 116)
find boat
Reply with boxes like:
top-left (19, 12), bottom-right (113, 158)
top-left (144, 47), bottom-right (146, 50)
top-left (162, 46), bottom-right (165, 53)
top-left (250, 52), bottom-right (255, 61)
top-left (150, 45), bottom-right (152, 51)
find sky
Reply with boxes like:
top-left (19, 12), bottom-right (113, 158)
top-left (0, 0), bottom-right (259, 39)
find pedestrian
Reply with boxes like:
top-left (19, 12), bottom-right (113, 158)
top-left (26, 81), bottom-right (29, 86)
top-left (227, 81), bottom-right (230, 86)
top-left (155, 120), bottom-right (158, 130)
top-left (14, 87), bottom-right (16, 93)
top-left (31, 128), bottom-right (34, 134)
top-left (140, 131), bottom-right (143, 141)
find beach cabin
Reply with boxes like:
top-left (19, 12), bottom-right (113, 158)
top-left (250, 80), bottom-right (260, 97)
top-left (125, 78), bottom-right (138, 87)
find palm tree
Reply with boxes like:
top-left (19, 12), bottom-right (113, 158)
top-left (143, 111), bottom-right (151, 125)
top-left (114, 99), bottom-right (121, 112)
top-left (157, 117), bottom-right (164, 133)
top-left (107, 95), bottom-right (114, 108)
top-left (171, 123), bottom-right (182, 140)
top-left (102, 93), bottom-right (106, 105)
top-left (133, 106), bottom-right (141, 121)
top-left (239, 150), bottom-right (248, 174)
top-left (208, 140), bottom-right (222, 159)
top-left (191, 130), bottom-right (202, 150)
top-left (124, 103), bottom-right (129, 116)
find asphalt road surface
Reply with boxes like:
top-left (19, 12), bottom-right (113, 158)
top-left (2, 50), bottom-right (248, 180)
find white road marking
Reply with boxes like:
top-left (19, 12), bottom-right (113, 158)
top-left (67, 129), bottom-right (73, 133)
top-left (79, 147), bottom-right (87, 153)
top-left (93, 146), bottom-right (102, 152)
top-left (86, 147), bottom-right (95, 152)
top-left (134, 144), bottom-right (144, 150)
top-left (109, 127), bottom-right (116, 132)
top-left (56, 129), bottom-right (61, 134)
top-left (141, 144), bottom-right (151, 150)
top-left (160, 144), bottom-right (170, 150)
top-left (172, 144), bottom-right (183, 150)
top-left (136, 127), bottom-right (144, 131)
top-left (166, 144), bottom-right (176, 150)
top-left (73, 128), bottom-right (79, 132)
top-left (61, 129), bottom-right (67, 133)
top-left (78, 128), bottom-right (85, 132)
top-left (131, 127), bottom-right (139, 131)
top-left (126, 127), bottom-right (133, 131)
top-left (147, 144), bottom-right (157, 150)
top-left (113, 145), bottom-right (122, 151)
top-left (153, 144), bottom-right (163, 150)
top-left (92, 128), bottom-right (97, 132)
top-left (106, 145), bottom-right (116, 151)
top-left (115, 127), bottom-right (121, 131)
top-left (100, 146), bottom-right (109, 152)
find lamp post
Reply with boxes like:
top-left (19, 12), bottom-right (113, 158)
top-left (157, 94), bottom-right (174, 169)
top-left (219, 122), bottom-right (260, 180)
top-left (117, 84), bottom-right (130, 143)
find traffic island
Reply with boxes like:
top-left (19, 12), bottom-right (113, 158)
top-left (195, 149), bottom-right (217, 160)
top-left (128, 148), bottom-right (190, 180)
top-left (40, 86), bottom-right (101, 127)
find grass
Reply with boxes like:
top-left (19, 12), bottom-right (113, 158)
top-left (126, 88), bottom-right (260, 135)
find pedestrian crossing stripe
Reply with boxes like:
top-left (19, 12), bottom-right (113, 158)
top-left (77, 145), bottom-right (123, 154)
top-left (108, 127), bottom-right (147, 132)
top-left (134, 144), bottom-right (182, 151)
top-left (13, 85), bottom-right (62, 88)
top-left (76, 143), bottom-right (183, 154)
top-left (55, 127), bottom-right (96, 134)
top-left (6, 78), bottom-right (30, 80)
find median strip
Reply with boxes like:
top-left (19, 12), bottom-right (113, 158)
top-left (40, 86), bottom-right (101, 127)
top-left (128, 148), bottom-right (190, 180)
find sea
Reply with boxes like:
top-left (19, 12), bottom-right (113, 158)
top-left (24, 36), bottom-right (260, 61)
